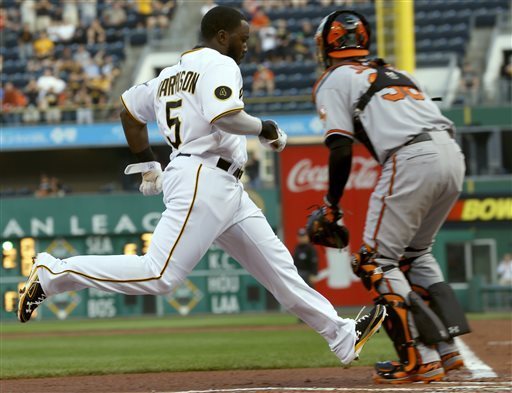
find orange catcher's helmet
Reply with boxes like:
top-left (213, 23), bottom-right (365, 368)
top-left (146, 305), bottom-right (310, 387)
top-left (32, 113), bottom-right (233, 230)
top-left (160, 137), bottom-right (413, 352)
top-left (315, 10), bottom-right (371, 68)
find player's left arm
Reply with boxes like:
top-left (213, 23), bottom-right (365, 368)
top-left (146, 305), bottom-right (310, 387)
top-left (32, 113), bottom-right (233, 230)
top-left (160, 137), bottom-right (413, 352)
top-left (201, 62), bottom-right (286, 152)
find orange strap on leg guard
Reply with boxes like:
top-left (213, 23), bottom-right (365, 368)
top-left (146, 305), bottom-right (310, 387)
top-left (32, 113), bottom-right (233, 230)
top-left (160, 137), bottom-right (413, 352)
top-left (351, 243), bottom-right (395, 299)
top-left (376, 293), bottom-right (419, 373)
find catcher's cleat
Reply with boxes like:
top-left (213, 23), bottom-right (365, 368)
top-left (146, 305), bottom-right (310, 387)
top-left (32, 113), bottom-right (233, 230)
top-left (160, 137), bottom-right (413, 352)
top-left (441, 351), bottom-right (464, 372)
top-left (373, 360), bottom-right (445, 384)
top-left (354, 304), bottom-right (387, 358)
top-left (17, 261), bottom-right (46, 323)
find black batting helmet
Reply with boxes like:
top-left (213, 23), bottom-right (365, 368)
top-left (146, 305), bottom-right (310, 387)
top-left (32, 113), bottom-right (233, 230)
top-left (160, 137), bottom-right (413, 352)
top-left (315, 10), bottom-right (371, 68)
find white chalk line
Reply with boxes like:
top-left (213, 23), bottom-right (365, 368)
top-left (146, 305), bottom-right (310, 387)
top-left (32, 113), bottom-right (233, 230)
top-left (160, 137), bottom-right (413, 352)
top-left (455, 337), bottom-right (498, 379)
top-left (165, 381), bottom-right (512, 393)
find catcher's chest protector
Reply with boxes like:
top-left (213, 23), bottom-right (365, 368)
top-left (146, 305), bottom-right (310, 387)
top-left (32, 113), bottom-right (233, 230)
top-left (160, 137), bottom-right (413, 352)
top-left (353, 59), bottom-right (419, 161)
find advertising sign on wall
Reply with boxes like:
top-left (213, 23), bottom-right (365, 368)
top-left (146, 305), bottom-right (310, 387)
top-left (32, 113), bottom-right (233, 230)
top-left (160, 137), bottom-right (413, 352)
top-left (280, 144), bottom-right (380, 306)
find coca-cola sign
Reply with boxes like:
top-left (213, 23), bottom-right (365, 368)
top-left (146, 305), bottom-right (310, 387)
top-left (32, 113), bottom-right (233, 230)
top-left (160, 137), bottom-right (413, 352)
top-left (287, 156), bottom-right (379, 193)
top-left (280, 144), bottom-right (378, 306)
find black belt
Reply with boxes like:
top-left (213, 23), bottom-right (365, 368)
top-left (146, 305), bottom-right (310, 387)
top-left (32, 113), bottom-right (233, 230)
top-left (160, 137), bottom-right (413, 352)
top-left (404, 132), bottom-right (432, 146)
top-left (177, 153), bottom-right (244, 180)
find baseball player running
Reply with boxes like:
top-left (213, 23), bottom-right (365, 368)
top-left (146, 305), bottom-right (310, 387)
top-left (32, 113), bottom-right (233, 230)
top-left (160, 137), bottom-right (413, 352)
top-left (18, 6), bottom-right (386, 367)
top-left (312, 10), bottom-right (470, 384)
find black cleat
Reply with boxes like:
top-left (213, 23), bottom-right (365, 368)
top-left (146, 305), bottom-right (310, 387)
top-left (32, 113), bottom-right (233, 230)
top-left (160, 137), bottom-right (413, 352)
top-left (354, 304), bottom-right (387, 357)
top-left (17, 263), bottom-right (46, 323)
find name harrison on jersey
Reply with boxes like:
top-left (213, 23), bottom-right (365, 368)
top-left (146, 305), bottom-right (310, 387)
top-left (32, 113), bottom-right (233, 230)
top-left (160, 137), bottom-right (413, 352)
top-left (158, 71), bottom-right (200, 97)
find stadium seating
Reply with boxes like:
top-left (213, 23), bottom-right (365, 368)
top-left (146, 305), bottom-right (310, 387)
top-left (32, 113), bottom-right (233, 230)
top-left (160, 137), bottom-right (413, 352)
top-left (215, 0), bottom-right (510, 113)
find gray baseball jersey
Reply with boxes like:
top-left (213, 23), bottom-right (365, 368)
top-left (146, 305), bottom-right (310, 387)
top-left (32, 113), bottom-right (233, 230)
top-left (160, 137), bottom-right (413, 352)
top-left (314, 60), bottom-right (465, 365)
top-left (314, 61), bottom-right (454, 164)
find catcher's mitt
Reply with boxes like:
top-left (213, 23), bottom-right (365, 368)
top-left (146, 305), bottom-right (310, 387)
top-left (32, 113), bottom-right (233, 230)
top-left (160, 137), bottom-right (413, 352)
top-left (306, 206), bottom-right (349, 249)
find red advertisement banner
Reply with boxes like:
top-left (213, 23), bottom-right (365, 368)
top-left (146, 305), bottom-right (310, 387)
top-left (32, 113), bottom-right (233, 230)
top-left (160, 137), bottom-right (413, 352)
top-left (280, 143), bottom-right (380, 306)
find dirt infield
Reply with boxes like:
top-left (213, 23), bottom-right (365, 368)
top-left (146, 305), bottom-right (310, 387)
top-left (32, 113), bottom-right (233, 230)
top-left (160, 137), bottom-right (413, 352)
top-left (2, 319), bottom-right (511, 393)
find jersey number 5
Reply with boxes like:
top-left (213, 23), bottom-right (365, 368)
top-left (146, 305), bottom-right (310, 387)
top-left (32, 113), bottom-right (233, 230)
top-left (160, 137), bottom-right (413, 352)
top-left (166, 99), bottom-right (182, 149)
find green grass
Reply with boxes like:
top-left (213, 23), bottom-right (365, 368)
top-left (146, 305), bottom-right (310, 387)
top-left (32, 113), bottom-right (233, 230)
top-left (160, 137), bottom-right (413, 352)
top-left (2, 311), bottom-right (503, 380)
top-left (0, 313), bottom-right (394, 379)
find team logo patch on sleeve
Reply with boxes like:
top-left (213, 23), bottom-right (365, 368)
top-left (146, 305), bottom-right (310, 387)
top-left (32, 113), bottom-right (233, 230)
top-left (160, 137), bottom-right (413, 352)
top-left (214, 86), bottom-right (232, 100)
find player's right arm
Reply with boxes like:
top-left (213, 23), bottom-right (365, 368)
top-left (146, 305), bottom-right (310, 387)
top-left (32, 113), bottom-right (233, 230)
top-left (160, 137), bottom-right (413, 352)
top-left (315, 82), bottom-right (354, 207)
top-left (120, 79), bottom-right (158, 161)
top-left (120, 79), bottom-right (164, 196)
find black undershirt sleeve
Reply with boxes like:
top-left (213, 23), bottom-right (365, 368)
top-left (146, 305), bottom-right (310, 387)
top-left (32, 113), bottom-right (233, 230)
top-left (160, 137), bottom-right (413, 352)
top-left (325, 134), bottom-right (353, 206)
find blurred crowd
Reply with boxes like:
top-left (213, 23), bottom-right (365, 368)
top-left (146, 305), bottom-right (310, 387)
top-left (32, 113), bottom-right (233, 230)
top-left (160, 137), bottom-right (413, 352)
top-left (0, 0), bottom-right (176, 126)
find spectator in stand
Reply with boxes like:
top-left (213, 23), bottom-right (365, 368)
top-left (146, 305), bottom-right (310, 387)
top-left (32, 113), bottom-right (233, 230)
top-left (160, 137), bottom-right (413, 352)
top-left (47, 17), bottom-right (76, 44)
top-left (292, 33), bottom-right (310, 61)
top-left (73, 44), bottom-right (91, 64)
top-left (250, 7), bottom-right (270, 31)
top-left (83, 57), bottom-right (101, 79)
top-left (26, 58), bottom-right (43, 76)
top-left (103, 1), bottom-right (127, 28)
top-left (33, 31), bottom-right (55, 60)
top-left (259, 19), bottom-right (278, 60)
top-left (0, 8), bottom-right (6, 30)
top-left (135, 0), bottom-right (153, 28)
top-left (35, 174), bottom-right (52, 198)
top-left (55, 47), bottom-right (80, 75)
top-left (40, 86), bottom-right (61, 124)
top-left (74, 87), bottom-right (94, 124)
top-left (2, 82), bottom-right (27, 125)
top-left (67, 68), bottom-right (86, 94)
top-left (153, 0), bottom-right (176, 30)
top-left (459, 61), bottom-right (480, 106)
top-left (23, 79), bottom-right (41, 124)
top-left (101, 55), bottom-right (121, 80)
top-left (301, 19), bottom-right (314, 37)
top-left (35, 0), bottom-right (54, 32)
top-left (252, 64), bottom-right (275, 95)
top-left (87, 72), bottom-right (111, 104)
top-left (63, 0), bottom-right (79, 27)
top-left (50, 176), bottom-right (68, 197)
top-left (275, 19), bottom-right (294, 62)
top-left (86, 18), bottom-right (106, 45)
top-left (79, 0), bottom-right (97, 27)
top-left (72, 21), bottom-right (88, 44)
top-left (242, 0), bottom-right (259, 16)
top-left (18, 24), bottom-right (34, 61)
top-left (36, 68), bottom-right (66, 95)
top-left (20, 0), bottom-right (37, 33)
top-left (497, 253), bottom-right (512, 286)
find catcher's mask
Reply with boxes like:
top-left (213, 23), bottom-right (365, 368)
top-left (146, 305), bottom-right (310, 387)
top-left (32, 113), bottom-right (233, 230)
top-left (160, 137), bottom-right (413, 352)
top-left (315, 10), bottom-right (371, 68)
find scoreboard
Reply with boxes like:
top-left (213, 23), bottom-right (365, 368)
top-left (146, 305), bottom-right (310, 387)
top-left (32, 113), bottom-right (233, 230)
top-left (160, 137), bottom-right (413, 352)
top-left (0, 193), bottom-right (277, 321)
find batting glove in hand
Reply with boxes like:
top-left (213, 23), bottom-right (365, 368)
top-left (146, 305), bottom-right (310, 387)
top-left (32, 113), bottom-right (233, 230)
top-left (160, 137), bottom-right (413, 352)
top-left (124, 161), bottom-right (163, 196)
top-left (259, 120), bottom-right (287, 152)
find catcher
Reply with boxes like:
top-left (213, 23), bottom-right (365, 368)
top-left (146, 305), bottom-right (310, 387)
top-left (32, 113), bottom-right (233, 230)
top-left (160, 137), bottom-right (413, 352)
top-left (308, 10), bottom-right (470, 384)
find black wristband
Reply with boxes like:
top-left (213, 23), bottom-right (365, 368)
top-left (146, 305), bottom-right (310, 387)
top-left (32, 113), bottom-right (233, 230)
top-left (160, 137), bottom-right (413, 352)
top-left (260, 120), bottom-right (278, 140)
top-left (134, 147), bottom-right (156, 162)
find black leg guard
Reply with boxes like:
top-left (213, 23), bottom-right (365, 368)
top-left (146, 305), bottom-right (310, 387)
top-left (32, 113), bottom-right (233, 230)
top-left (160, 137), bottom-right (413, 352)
top-left (428, 282), bottom-right (471, 337)
top-left (408, 291), bottom-right (450, 344)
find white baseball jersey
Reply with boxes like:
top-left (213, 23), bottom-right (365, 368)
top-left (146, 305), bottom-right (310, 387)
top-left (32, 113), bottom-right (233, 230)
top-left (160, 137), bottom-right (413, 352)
top-left (121, 47), bottom-right (248, 167)
top-left (32, 47), bottom-right (364, 366)
top-left (314, 61), bottom-right (454, 164)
